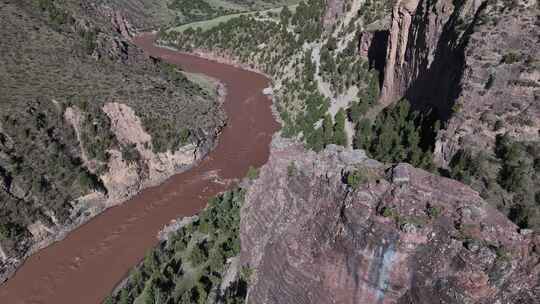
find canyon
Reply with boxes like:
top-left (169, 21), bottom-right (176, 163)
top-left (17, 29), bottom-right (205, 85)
top-left (0, 0), bottom-right (538, 303)
top-left (0, 33), bottom-right (278, 304)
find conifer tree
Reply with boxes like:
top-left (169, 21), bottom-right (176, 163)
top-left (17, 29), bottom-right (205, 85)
top-left (334, 109), bottom-right (347, 146)
top-left (354, 118), bottom-right (372, 150)
top-left (323, 114), bottom-right (334, 145)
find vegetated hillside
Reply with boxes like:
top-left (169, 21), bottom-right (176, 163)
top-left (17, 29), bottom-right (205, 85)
top-left (95, 0), bottom-right (176, 29)
top-left (104, 189), bottom-right (248, 304)
top-left (159, 0), bottom-right (435, 167)
top-left (167, 0), bottom-right (302, 26)
top-left (159, 0), bottom-right (391, 152)
top-left (159, 0), bottom-right (540, 231)
top-left (0, 0), bottom-right (225, 281)
top-left (96, 0), bottom-right (302, 29)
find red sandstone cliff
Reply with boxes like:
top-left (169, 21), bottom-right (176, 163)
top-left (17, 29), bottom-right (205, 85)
top-left (240, 138), bottom-right (539, 303)
top-left (374, 0), bottom-right (539, 165)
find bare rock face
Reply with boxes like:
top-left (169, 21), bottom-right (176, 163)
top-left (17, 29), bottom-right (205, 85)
top-left (379, 0), bottom-right (421, 106)
top-left (323, 0), bottom-right (346, 30)
top-left (240, 138), bottom-right (539, 304)
top-left (63, 101), bottom-right (218, 216)
top-left (102, 102), bottom-right (203, 190)
top-left (379, 0), bottom-right (481, 117)
top-left (110, 10), bottom-right (133, 40)
top-left (377, 0), bottom-right (539, 165)
top-left (359, 30), bottom-right (388, 75)
top-left (433, 0), bottom-right (540, 166)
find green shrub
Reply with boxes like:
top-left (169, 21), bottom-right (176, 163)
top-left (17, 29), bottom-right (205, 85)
top-left (427, 205), bottom-right (442, 218)
top-left (333, 108), bottom-right (347, 146)
top-left (358, 99), bottom-right (436, 170)
top-left (381, 207), bottom-right (398, 219)
top-left (121, 144), bottom-right (140, 164)
top-left (496, 134), bottom-right (530, 193)
top-left (78, 171), bottom-right (104, 192)
top-left (501, 52), bottom-right (521, 64)
top-left (106, 189), bottom-right (247, 303)
top-left (246, 166), bottom-right (259, 180)
top-left (103, 296), bottom-right (114, 304)
top-left (287, 161), bottom-right (297, 177)
top-left (80, 28), bottom-right (98, 55)
top-left (189, 242), bottom-right (208, 266)
top-left (346, 170), bottom-right (365, 189)
top-left (0, 222), bottom-right (26, 241)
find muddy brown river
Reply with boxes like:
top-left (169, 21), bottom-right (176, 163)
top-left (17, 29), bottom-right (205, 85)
top-left (0, 33), bottom-right (278, 304)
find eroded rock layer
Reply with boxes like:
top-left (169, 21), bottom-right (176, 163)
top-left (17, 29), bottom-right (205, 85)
top-left (377, 0), bottom-right (539, 164)
top-left (241, 138), bottom-right (540, 304)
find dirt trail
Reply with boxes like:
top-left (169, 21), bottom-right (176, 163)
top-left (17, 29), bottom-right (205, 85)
top-left (0, 33), bottom-right (279, 304)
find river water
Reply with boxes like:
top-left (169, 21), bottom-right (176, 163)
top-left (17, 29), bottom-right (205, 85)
top-left (0, 33), bottom-right (278, 304)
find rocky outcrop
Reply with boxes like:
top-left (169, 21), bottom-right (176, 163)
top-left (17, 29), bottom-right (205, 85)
top-left (433, 0), bottom-right (539, 166)
top-left (66, 102), bottom-right (214, 208)
top-left (377, 0), bottom-right (539, 165)
top-left (323, 0), bottom-right (346, 29)
top-left (110, 10), bottom-right (133, 40)
top-left (379, 0), bottom-right (476, 116)
top-left (359, 30), bottom-right (388, 76)
top-left (379, 0), bottom-right (419, 106)
top-left (0, 98), bottom-right (224, 283)
top-left (240, 137), bottom-right (539, 303)
top-left (102, 102), bottom-right (206, 191)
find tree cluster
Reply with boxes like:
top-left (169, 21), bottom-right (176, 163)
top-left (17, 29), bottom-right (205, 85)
top-left (105, 189), bottom-right (248, 304)
top-left (354, 100), bottom-right (437, 170)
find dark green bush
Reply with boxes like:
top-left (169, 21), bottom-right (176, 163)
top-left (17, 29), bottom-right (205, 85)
top-left (346, 170), bottom-right (365, 189)
top-left (355, 99), bottom-right (437, 170)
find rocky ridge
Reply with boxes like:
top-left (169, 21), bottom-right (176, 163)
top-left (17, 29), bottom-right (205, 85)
top-left (240, 136), bottom-right (540, 303)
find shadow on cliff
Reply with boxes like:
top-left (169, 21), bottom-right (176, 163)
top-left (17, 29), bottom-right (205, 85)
top-left (366, 30), bottom-right (388, 88)
top-left (403, 0), bottom-right (488, 122)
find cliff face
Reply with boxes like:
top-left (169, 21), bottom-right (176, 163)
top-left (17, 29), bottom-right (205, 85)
top-left (433, 0), bottom-right (539, 166)
top-left (379, 0), bottom-right (481, 118)
top-left (377, 0), bottom-right (539, 164)
top-left (240, 138), bottom-right (539, 304)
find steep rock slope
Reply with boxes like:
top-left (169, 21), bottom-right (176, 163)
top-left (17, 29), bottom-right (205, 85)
top-left (379, 0), bottom-right (481, 116)
top-left (241, 138), bottom-right (540, 303)
top-left (376, 0), bottom-right (539, 158)
top-left (434, 0), bottom-right (539, 164)
top-left (0, 0), bottom-right (225, 282)
top-left (369, 0), bottom-right (539, 230)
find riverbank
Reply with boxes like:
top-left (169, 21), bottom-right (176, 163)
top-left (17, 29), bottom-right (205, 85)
top-left (0, 76), bottom-right (226, 286)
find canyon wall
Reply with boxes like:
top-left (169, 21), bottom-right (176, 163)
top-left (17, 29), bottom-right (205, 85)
top-left (377, 0), bottom-right (539, 165)
top-left (433, 0), bottom-right (539, 166)
top-left (379, 0), bottom-right (480, 117)
top-left (240, 137), bottom-right (540, 304)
